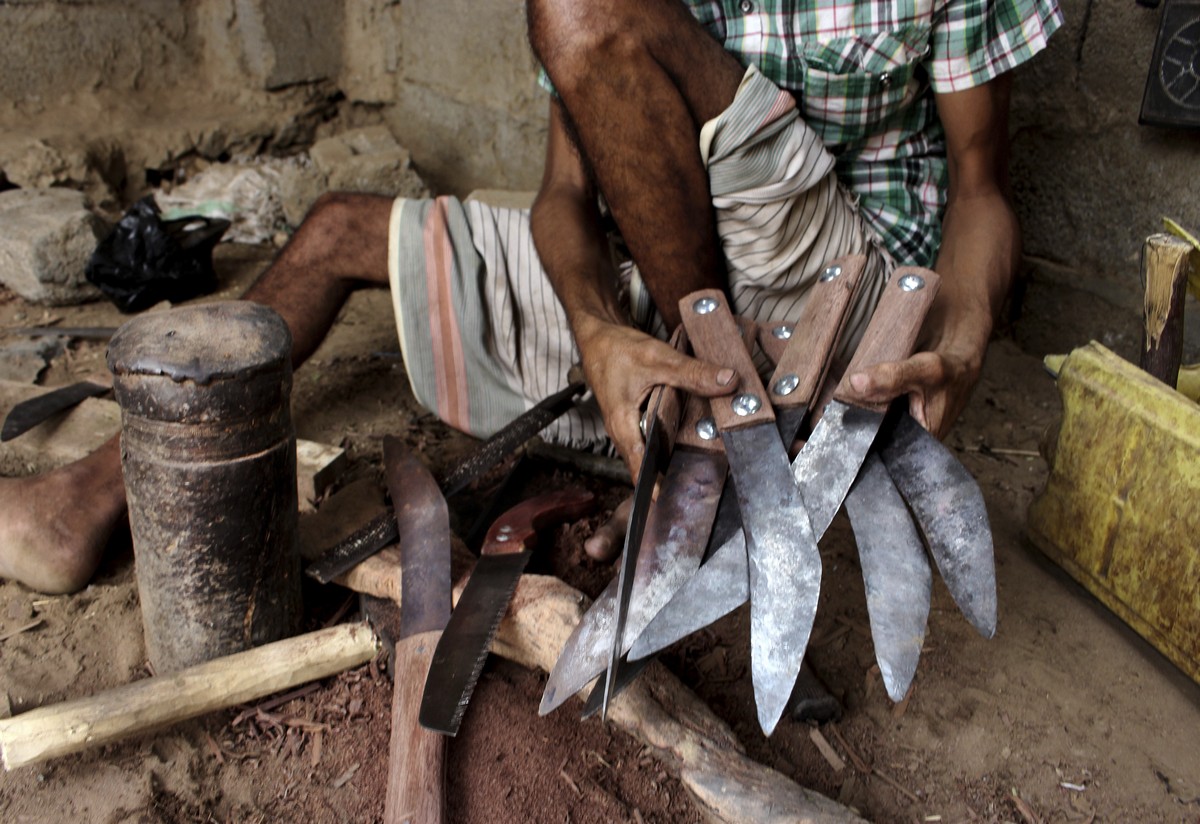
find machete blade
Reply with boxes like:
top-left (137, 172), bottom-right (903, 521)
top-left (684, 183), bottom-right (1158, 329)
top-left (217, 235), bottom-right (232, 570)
top-left (844, 453), bottom-right (932, 700)
top-left (681, 290), bottom-right (823, 735)
top-left (2, 380), bottom-right (112, 442)
top-left (386, 438), bottom-right (452, 638)
top-left (878, 412), bottom-right (997, 637)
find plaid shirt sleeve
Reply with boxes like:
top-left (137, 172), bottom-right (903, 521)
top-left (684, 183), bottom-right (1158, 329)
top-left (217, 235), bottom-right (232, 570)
top-left (928, 0), bottom-right (1065, 93)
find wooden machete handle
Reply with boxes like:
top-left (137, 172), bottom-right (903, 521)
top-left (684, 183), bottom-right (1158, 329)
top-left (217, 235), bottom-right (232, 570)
top-left (832, 266), bottom-right (941, 412)
top-left (678, 289), bottom-right (774, 432)
top-left (763, 254), bottom-right (866, 413)
top-left (385, 629), bottom-right (448, 824)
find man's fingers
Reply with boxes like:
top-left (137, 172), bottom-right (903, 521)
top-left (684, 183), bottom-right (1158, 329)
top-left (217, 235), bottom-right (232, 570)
top-left (584, 497), bottom-right (633, 562)
top-left (655, 347), bottom-right (735, 398)
top-left (846, 353), bottom-right (947, 402)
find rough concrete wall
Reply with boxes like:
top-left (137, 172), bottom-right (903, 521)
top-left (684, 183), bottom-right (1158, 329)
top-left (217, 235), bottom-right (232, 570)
top-left (1010, 0), bottom-right (1200, 296)
top-left (376, 0), bottom-right (547, 195)
top-left (0, 0), bottom-right (197, 105)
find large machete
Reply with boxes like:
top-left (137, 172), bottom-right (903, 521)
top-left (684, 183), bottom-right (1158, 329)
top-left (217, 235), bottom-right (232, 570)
top-left (680, 290), bottom-right (822, 736)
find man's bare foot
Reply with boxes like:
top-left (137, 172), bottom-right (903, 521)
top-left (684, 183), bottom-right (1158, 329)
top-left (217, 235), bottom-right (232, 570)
top-left (0, 439), bottom-right (126, 594)
top-left (584, 497), bottom-right (634, 562)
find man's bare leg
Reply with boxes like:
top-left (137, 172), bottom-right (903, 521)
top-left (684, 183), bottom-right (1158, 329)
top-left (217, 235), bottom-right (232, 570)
top-left (527, 0), bottom-right (747, 327)
top-left (0, 193), bottom-right (395, 593)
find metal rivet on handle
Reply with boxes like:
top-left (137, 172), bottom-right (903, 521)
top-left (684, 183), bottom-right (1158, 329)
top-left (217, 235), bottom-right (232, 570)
top-left (772, 324), bottom-right (793, 340)
top-left (693, 296), bottom-right (720, 315)
top-left (899, 274), bottom-right (925, 292)
top-left (731, 394), bottom-right (761, 416)
top-left (499, 525), bottom-right (513, 533)
top-left (495, 533), bottom-right (510, 542)
top-left (774, 374), bottom-right (799, 396)
top-left (820, 265), bottom-right (842, 282)
top-left (695, 417), bottom-right (718, 441)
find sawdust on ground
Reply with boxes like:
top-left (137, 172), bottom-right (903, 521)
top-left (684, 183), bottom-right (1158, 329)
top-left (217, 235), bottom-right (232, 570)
top-left (0, 245), bottom-right (1197, 824)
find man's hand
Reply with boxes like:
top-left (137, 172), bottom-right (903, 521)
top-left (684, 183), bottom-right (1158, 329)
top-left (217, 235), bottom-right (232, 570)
top-left (574, 313), bottom-right (735, 479)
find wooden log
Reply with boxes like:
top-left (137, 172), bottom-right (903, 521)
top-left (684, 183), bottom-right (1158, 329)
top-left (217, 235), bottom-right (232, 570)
top-left (1140, 233), bottom-right (1193, 388)
top-left (0, 622), bottom-right (378, 770)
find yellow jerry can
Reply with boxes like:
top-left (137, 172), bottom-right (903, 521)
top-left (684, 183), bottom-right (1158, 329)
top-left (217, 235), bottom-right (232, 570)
top-left (1028, 342), bottom-right (1200, 684)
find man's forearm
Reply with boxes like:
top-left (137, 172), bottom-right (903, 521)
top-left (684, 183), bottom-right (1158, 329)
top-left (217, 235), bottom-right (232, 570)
top-left (929, 189), bottom-right (1021, 366)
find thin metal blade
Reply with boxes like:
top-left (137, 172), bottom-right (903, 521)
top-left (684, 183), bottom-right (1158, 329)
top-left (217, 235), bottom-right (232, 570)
top-left (438, 381), bottom-right (585, 497)
top-left (844, 454), bottom-right (932, 701)
top-left (790, 400), bottom-right (886, 540)
top-left (722, 424), bottom-right (821, 736)
top-left (2, 380), bottom-right (111, 442)
top-left (580, 655), bottom-right (652, 719)
top-left (627, 529), bottom-right (748, 660)
top-left (419, 551), bottom-right (531, 735)
top-left (384, 438), bottom-right (452, 638)
top-left (600, 407), bottom-right (664, 721)
top-left (877, 413), bottom-right (997, 637)
top-left (539, 449), bottom-right (724, 715)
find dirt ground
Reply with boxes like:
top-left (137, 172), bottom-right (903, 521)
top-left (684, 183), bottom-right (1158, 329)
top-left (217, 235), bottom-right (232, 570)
top-left (0, 243), bottom-right (1198, 824)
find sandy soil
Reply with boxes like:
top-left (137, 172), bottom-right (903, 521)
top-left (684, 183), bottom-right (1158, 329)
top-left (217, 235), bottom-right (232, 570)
top-left (0, 245), bottom-right (1198, 823)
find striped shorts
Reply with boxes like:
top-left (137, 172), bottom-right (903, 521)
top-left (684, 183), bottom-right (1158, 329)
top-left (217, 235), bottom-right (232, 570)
top-left (387, 65), bottom-right (894, 450)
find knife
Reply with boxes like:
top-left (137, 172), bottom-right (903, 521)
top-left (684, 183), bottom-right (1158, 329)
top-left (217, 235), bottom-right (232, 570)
top-left (877, 412), bottom-right (997, 637)
top-left (306, 380), bottom-right (587, 584)
top-left (419, 488), bottom-right (595, 735)
top-left (790, 267), bottom-right (940, 541)
top-left (680, 289), bottom-right (823, 735)
top-left (1, 379), bottom-right (112, 442)
top-left (843, 452), bottom-right (932, 700)
top-left (380, 437), bottom-right (452, 824)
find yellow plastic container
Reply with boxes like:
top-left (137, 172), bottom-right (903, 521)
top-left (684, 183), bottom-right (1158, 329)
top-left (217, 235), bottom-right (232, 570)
top-left (1028, 342), bottom-right (1200, 685)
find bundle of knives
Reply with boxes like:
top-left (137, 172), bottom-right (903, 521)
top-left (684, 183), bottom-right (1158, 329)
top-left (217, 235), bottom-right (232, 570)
top-left (540, 256), bottom-right (997, 735)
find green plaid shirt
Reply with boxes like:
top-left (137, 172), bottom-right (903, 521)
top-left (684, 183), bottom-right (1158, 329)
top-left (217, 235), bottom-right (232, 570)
top-left (540, 0), bottom-right (1063, 267)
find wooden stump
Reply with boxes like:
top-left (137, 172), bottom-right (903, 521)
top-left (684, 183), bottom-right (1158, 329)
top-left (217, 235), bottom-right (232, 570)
top-left (1140, 233), bottom-right (1192, 388)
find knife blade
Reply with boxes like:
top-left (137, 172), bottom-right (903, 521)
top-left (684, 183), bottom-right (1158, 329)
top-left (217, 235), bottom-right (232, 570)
top-left (380, 436), bottom-right (452, 823)
top-left (419, 488), bottom-right (595, 735)
top-left (843, 452), bottom-right (932, 700)
top-left (790, 267), bottom-right (940, 541)
top-left (306, 380), bottom-right (586, 584)
top-left (1, 379), bottom-right (112, 442)
top-left (680, 290), bottom-right (823, 735)
top-left (877, 411), bottom-right (997, 637)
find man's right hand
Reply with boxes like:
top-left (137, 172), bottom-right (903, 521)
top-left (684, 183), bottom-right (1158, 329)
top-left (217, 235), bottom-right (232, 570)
top-left (573, 313), bottom-right (735, 480)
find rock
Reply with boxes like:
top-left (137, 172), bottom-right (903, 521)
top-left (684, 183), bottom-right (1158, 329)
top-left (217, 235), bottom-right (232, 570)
top-left (0, 189), bottom-right (105, 305)
top-left (278, 126), bottom-right (428, 226)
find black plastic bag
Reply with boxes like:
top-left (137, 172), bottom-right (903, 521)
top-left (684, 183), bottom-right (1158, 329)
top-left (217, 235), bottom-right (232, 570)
top-left (85, 196), bottom-right (230, 313)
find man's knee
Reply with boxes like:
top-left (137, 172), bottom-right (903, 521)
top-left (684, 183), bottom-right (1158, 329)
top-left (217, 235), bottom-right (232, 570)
top-left (288, 192), bottom-right (394, 283)
top-left (527, 0), bottom-right (645, 93)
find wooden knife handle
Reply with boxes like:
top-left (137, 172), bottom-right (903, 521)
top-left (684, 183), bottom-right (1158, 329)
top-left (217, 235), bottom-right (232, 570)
top-left (763, 254), bottom-right (866, 411)
top-left (832, 267), bottom-right (941, 412)
top-left (641, 325), bottom-right (688, 451)
top-left (385, 629), bottom-right (447, 824)
top-left (678, 289), bottom-right (774, 432)
top-left (479, 489), bottom-right (596, 556)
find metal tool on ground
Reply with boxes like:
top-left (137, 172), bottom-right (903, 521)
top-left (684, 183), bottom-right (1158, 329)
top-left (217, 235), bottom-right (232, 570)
top-left (789, 266), bottom-right (940, 541)
top-left (379, 436), bottom-right (452, 824)
top-left (555, 262), bottom-right (865, 715)
top-left (420, 488), bottom-right (595, 735)
top-left (307, 380), bottom-right (586, 584)
top-left (1, 378), bottom-right (112, 441)
top-left (877, 411), bottom-right (996, 637)
top-left (680, 289), bottom-right (824, 735)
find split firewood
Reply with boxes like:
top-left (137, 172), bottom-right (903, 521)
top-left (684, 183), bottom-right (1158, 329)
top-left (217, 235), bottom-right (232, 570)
top-left (1140, 233), bottom-right (1192, 388)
